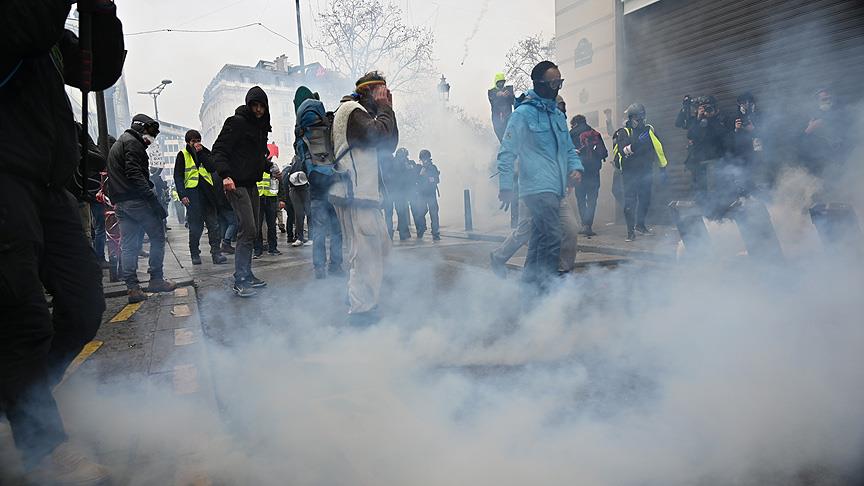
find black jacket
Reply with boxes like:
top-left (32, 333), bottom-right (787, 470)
top-left (211, 105), bottom-right (273, 188)
top-left (107, 130), bottom-right (155, 203)
top-left (686, 116), bottom-right (732, 166)
top-left (0, 1), bottom-right (124, 188)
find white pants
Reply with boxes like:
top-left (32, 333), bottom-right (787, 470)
top-left (334, 205), bottom-right (390, 314)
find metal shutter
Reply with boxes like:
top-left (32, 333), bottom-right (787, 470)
top-left (621, 0), bottom-right (864, 218)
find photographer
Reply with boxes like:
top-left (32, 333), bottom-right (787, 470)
top-left (685, 95), bottom-right (733, 210)
top-left (731, 92), bottom-right (764, 189)
top-left (675, 95), bottom-right (698, 130)
top-left (1, 1), bottom-right (123, 482)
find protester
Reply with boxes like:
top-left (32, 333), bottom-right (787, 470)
top-left (108, 115), bottom-right (178, 301)
top-left (267, 140), bottom-right (287, 234)
top-left (286, 158), bottom-right (312, 247)
top-left (731, 92), bottom-right (765, 191)
top-left (330, 71), bottom-right (398, 325)
top-left (612, 103), bottom-right (669, 242)
top-left (496, 61), bottom-right (583, 290)
top-left (685, 95), bottom-right (732, 213)
top-left (415, 149), bottom-right (442, 241)
top-left (0, 3), bottom-right (123, 481)
top-left (212, 86), bottom-right (277, 297)
top-left (386, 148), bottom-right (414, 240)
top-left (293, 86), bottom-right (344, 278)
top-left (173, 129), bottom-right (227, 265)
top-left (488, 72), bottom-right (515, 143)
top-left (213, 174), bottom-right (238, 254)
top-left (254, 167), bottom-right (282, 257)
top-left (570, 114), bottom-right (608, 237)
top-left (404, 152), bottom-right (427, 239)
top-left (799, 88), bottom-right (845, 179)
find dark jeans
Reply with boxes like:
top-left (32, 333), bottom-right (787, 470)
top-left (623, 168), bottom-right (653, 231)
top-left (0, 176), bottom-right (104, 468)
top-left (575, 174), bottom-right (600, 227)
top-left (414, 193), bottom-right (440, 237)
top-left (522, 192), bottom-right (563, 289)
top-left (227, 186), bottom-right (260, 284)
top-left (186, 188), bottom-right (222, 257)
top-left (310, 199), bottom-right (343, 270)
top-left (116, 199), bottom-right (167, 289)
top-left (383, 196), bottom-right (410, 239)
top-left (218, 206), bottom-right (237, 243)
top-left (90, 201), bottom-right (107, 260)
top-left (289, 186), bottom-right (311, 241)
top-left (254, 196), bottom-right (278, 254)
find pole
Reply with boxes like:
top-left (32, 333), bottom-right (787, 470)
top-left (152, 94), bottom-right (159, 121)
top-left (295, 0), bottom-right (305, 70)
top-left (78, 9), bottom-right (93, 200)
top-left (95, 91), bottom-right (109, 156)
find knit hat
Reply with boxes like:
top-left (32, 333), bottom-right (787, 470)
top-left (293, 86), bottom-right (317, 112)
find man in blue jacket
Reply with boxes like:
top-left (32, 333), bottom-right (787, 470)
top-left (497, 61), bottom-right (583, 289)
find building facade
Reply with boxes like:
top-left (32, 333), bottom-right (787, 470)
top-left (556, 0), bottom-right (864, 223)
top-left (199, 55), bottom-right (348, 164)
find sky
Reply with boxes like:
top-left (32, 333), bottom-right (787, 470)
top-left (116, 0), bottom-right (555, 129)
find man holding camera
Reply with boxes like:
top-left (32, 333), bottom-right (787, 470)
top-left (685, 95), bottom-right (732, 213)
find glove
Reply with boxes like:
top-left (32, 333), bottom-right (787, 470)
top-left (623, 145), bottom-right (634, 156)
top-left (76, 0), bottom-right (117, 14)
top-left (498, 190), bottom-right (513, 212)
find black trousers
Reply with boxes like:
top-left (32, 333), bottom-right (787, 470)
top-left (186, 188), bottom-right (221, 257)
top-left (255, 196), bottom-right (278, 254)
top-left (623, 168), bottom-right (653, 231)
top-left (575, 174), bottom-right (600, 227)
top-left (0, 175), bottom-right (105, 468)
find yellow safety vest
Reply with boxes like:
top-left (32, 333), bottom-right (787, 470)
top-left (257, 171), bottom-right (278, 197)
top-left (182, 148), bottom-right (214, 188)
top-left (611, 125), bottom-right (668, 170)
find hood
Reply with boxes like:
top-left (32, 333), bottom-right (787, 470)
top-left (245, 86), bottom-right (269, 109)
top-left (235, 105), bottom-right (272, 131)
top-left (491, 72), bottom-right (506, 89)
top-left (518, 89), bottom-right (558, 112)
top-left (297, 98), bottom-right (326, 127)
top-left (293, 86), bottom-right (317, 112)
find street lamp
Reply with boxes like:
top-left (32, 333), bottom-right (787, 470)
top-left (137, 79), bottom-right (172, 121)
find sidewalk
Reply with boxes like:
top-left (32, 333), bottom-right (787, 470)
top-left (1, 237), bottom-right (217, 485)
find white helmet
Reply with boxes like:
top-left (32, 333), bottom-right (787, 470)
top-left (289, 171), bottom-right (309, 186)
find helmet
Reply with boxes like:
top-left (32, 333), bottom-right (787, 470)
top-left (395, 147), bottom-right (409, 158)
top-left (419, 149), bottom-right (431, 161)
top-left (624, 103), bottom-right (646, 120)
top-left (289, 171), bottom-right (308, 186)
top-left (696, 95), bottom-right (717, 108)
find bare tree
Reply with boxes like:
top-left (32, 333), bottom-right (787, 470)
top-left (308, 0), bottom-right (435, 92)
top-left (503, 34), bottom-right (556, 93)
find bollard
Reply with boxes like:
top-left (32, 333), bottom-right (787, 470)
top-left (669, 200), bottom-right (712, 259)
top-left (729, 197), bottom-right (784, 262)
top-left (809, 203), bottom-right (862, 253)
top-left (464, 189), bottom-right (474, 232)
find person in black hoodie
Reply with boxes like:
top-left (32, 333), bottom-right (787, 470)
top-left (0, 1), bottom-right (123, 482)
top-left (570, 114), bottom-right (608, 237)
top-left (108, 114), bottom-right (178, 302)
top-left (173, 129), bottom-right (227, 265)
top-left (211, 86), bottom-right (277, 297)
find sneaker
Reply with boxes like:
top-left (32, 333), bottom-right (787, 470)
top-left (252, 252), bottom-right (262, 259)
top-left (314, 268), bottom-right (327, 279)
top-left (212, 254), bottom-right (228, 264)
top-left (26, 441), bottom-right (111, 486)
top-left (191, 255), bottom-right (202, 265)
top-left (145, 278), bottom-right (177, 293)
top-left (626, 231), bottom-right (636, 242)
top-left (220, 241), bottom-right (236, 254)
top-left (248, 276), bottom-right (268, 288)
top-left (399, 235), bottom-right (410, 241)
top-left (291, 239), bottom-right (303, 247)
top-left (328, 265), bottom-right (345, 277)
top-left (416, 232), bottom-right (425, 240)
top-left (232, 281), bottom-right (257, 297)
top-left (584, 226), bottom-right (597, 237)
top-left (128, 288), bottom-right (148, 304)
top-left (432, 234), bottom-right (441, 241)
top-left (303, 240), bottom-right (313, 247)
top-left (635, 225), bottom-right (654, 236)
top-left (268, 249), bottom-right (282, 256)
top-left (490, 252), bottom-right (507, 279)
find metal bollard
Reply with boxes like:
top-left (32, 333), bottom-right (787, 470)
top-left (809, 203), bottom-right (862, 253)
top-left (669, 200), bottom-right (712, 259)
top-left (464, 189), bottom-right (474, 232)
top-left (729, 197), bottom-right (784, 262)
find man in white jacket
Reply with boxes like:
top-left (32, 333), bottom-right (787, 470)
top-left (330, 71), bottom-right (399, 325)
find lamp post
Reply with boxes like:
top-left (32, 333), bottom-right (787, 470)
top-left (137, 79), bottom-right (172, 121)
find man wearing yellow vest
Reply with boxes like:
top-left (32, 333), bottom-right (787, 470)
top-left (254, 168), bottom-right (282, 257)
top-left (612, 103), bottom-right (669, 242)
top-left (173, 130), bottom-right (227, 265)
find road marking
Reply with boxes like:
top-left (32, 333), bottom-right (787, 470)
top-left (174, 328), bottom-right (196, 346)
top-left (174, 287), bottom-right (189, 297)
top-left (171, 304), bottom-right (192, 317)
top-left (110, 302), bottom-right (143, 322)
top-left (173, 364), bottom-right (199, 395)
top-left (54, 340), bottom-right (103, 390)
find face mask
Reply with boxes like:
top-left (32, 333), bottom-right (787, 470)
top-left (533, 79), bottom-right (563, 100)
top-left (739, 105), bottom-right (748, 115)
top-left (143, 134), bottom-right (156, 145)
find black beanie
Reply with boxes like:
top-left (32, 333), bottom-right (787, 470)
top-left (131, 113), bottom-right (158, 134)
top-left (245, 86), bottom-right (269, 108)
top-left (530, 60), bottom-right (558, 81)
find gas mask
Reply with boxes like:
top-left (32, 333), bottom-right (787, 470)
top-left (533, 78), bottom-right (564, 100)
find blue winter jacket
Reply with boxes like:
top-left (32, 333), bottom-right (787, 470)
top-left (497, 90), bottom-right (583, 197)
